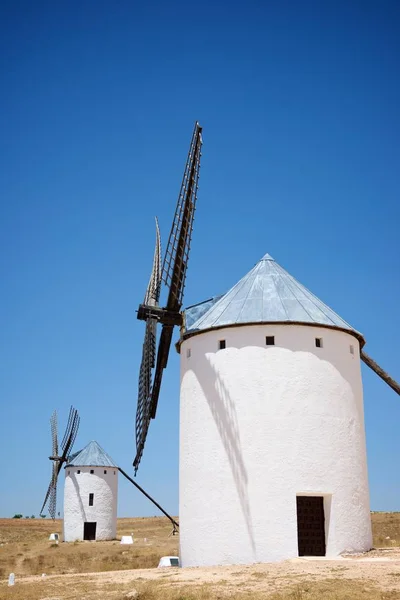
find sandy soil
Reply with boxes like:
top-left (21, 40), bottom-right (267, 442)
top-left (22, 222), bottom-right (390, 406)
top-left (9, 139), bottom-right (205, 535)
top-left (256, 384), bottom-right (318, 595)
top-left (3, 547), bottom-right (399, 598)
top-left (1, 515), bottom-right (400, 599)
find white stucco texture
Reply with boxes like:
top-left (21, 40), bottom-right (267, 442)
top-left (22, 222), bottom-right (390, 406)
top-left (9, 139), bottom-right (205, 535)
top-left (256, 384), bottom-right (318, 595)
top-left (179, 324), bottom-right (372, 567)
top-left (63, 467), bottom-right (118, 542)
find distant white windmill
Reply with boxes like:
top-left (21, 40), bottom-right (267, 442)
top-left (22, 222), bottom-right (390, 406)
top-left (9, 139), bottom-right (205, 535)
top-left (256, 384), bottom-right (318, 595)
top-left (63, 441), bottom-right (178, 541)
top-left (63, 441), bottom-right (118, 541)
top-left (41, 410), bottom-right (178, 542)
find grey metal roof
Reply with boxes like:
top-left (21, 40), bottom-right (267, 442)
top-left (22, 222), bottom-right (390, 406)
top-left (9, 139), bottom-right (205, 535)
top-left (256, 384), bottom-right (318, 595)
top-left (184, 253), bottom-right (362, 337)
top-left (66, 440), bottom-right (117, 468)
top-left (184, 295), bottom-right (223, 330)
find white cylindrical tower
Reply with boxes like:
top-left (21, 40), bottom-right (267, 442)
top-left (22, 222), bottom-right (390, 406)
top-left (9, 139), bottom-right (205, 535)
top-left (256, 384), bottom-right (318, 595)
top-left (179, 254), bottom-right (372, 567)
top-left (63, 441), bottom-right (118, 542)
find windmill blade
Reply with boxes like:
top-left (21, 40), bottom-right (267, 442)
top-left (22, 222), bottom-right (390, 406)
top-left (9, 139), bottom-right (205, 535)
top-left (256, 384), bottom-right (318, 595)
top-left (145, 217), bottom-right (162, 306)
top-left (40, 461), bottom-right (58, 519)
top-left (149, 324), bottom-right (174, 418)
top-left (40, 478), bottom-right (53, 517)
top-left (41, 406), bottom-right (80, 519)
top-left (134, 122), bottom-right (202, 472)
top-left (162, 122), bottom-right (202, 311)
top-left (61, 406), bottom-right (75, 451)
top-left (40, 410), bottom-right (59, 517)
top-left (135, 321), bottom-right (156, 467)
top-left (48, 462), bottom-right (58, 520)
top-left (50, 410), bottom-right (58, 458)
top-left (150, 123), bottom-right (202, 418)
top-left (134, 223), bottom-right (162, 471)
top-left (58, 408), bottom-right (80, 474)
top-left (361, 351), bottom-right (400, 395)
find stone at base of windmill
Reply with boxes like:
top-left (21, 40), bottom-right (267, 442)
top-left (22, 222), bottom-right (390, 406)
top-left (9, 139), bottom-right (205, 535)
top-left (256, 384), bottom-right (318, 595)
top-left (157, 556), bottom-right (180, 568)
top-left (120, 535), bottom-right (134, 544)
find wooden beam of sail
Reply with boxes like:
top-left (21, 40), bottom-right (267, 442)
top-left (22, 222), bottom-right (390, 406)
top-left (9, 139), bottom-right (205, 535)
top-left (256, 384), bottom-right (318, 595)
top-left (361, 351), bottom-right (400, 396)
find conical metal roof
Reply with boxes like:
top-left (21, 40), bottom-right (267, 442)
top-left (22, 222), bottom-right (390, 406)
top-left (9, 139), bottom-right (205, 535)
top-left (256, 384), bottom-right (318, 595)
top-left (184, 253), bottom-right (362, 338)
top-left (66, 440), bottom-right (117, 468)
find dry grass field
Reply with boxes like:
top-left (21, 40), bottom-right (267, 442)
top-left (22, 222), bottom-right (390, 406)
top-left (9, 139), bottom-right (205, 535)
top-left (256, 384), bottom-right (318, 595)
top-left (0, 516), bottom-right (179, 577)
top-left (0, 513), bottom-right (399, 600)
top-left (372, 513), bottom-right (400, 549)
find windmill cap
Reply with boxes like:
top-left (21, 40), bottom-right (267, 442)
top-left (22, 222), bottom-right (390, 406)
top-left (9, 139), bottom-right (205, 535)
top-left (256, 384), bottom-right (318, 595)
top-left (65, 440), bottom-right (117, 468)
top-left (183, 252), bottom-right (364, 345)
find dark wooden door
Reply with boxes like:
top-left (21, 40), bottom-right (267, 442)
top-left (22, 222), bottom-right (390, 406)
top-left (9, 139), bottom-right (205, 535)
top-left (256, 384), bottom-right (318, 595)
top-left (83, 521), bottom-right (97, 541)
top-left (296, 496), bottom-right (325, 556)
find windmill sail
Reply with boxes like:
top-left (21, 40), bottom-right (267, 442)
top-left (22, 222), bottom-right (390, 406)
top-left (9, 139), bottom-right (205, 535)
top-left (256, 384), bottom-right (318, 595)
top-left (162, 123), bottom-right (202, 308)
top-left (135, 221), bottom-right (162, 469)
top-left (149, 122), bottom-right (202, 419)
top-left (40, 406), bottom-right (80, 519)
top-left (134, 122), bottom-right (203, 472)
top-left (361, 351), bottom-right (400, 395)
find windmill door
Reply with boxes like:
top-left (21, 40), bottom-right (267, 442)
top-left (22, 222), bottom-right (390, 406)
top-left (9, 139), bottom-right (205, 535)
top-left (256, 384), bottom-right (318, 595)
top-left (296, 496), bottom-right (325, 556)
top-left (83, 522), bottom-right (97, 541)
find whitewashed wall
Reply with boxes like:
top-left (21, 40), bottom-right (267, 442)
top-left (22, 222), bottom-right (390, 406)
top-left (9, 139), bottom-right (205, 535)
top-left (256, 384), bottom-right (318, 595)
top-left (63, 467), bottom-right (118, 541)
top-left (179, 324), bottom-right (372, 567)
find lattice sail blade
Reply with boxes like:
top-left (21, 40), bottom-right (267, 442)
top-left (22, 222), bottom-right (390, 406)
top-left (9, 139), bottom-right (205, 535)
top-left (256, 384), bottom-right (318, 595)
top-left (133, 122), bottom-right (203, 473)
top-left (40, 479), bottom-right (53, 517)
top-left (50, 410), bottom-right (58, 457)
top-left (41, 406), bottom-right (79, 519)
top-left (61, 406), bottom-right (75, 451)
top-left (162, 122), bottom-right (202, 311)
top-left (134, 220), bottom-right (163, 472)
top-left (58, 408), bottom-right (80, 473)
top-left (48, 462), bottom-right (58, 520)
top-left (144, 217), bottom-right (162, 306)
top-left (147, 122), bottom-right (202, 422)
top-left (149, 324), bottom-right (173, 419)
top-left (134, 318), bottom-right (157, 471)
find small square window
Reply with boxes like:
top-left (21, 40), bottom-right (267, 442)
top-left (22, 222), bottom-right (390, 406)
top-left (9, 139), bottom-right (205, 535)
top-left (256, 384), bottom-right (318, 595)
top-left (68, 470), bottom-right (70, 475)
top-left (89, 493), bottom-right (94, 506)
top-left (186, 348), bottom-right (191, 358)
top-left (104, 470), bottom-right (107, 475)
top-left (114, 471), bottom-right (116, 475)
top-left (219, 340), bottom-right (226, 350)
top-left (315, 338), bottom-right (323, 348)
top-left (266, 336), bottom-right (275, 346)
top-left (90, 469), bottom-right (94, 474)
top-left (77, 470), bottom-right (80, 474)
top-left (350, 345), bottom-right (354, 355)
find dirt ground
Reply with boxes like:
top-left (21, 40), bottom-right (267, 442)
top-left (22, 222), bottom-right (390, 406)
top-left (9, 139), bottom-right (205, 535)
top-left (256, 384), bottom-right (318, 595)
top-left (0, 517), bottom-right (179, 577)
top-left (1, 514), bottom-right (400, 599)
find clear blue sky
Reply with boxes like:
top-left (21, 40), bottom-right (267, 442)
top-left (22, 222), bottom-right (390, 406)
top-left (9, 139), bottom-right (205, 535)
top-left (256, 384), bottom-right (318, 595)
top-left (0, 1), bottom-right (399, 518)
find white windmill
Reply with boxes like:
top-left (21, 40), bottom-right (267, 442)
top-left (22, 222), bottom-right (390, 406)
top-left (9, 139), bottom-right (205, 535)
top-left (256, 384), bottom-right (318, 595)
top-left (63, 440), bottom-right (118, 542)
top-left (41, 409), bottom-right (179, 541)
top-left (134, 122), bottom-right (399, 567)
top-left (40, 411), bottom-right (118, 542)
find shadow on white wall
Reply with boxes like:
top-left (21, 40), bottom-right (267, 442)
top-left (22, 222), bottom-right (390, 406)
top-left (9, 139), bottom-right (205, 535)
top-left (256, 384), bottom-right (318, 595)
top-left (196, 351), bottom-right (256, 556)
